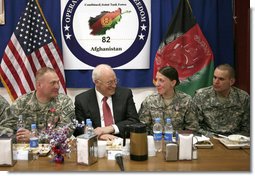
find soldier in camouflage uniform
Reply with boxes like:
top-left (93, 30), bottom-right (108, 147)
top-left (0, 67), bottom-right (75, 142)
top-left (0, 95), bottom-right (11, 136)
top-left (139, 66), bottom-right (198, 135)
top-left (190, 64), bottom-right (250, 137)
top-left (0, 95), bottom-right (9, 117)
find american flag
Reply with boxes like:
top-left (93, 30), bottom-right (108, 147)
top-left (0, 0), bottom-right (66, 101)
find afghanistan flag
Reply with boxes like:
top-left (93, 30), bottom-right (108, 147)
top-left (153, 0), bottom-right (214, 96)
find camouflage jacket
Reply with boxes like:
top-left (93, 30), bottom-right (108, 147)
top-left (0, 95), bottom-right (10, 136)
top-left (0, 95), bottom-right (9, 117)
top-left (190, 86), bottom-right (250, 137)
top-left (138, 90), bottom-right (197, 135)
top-left (0, 91), bottom-right (75, 137)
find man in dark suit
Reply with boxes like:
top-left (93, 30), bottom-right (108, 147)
top-left (75, 64), bottom-right (139, 140)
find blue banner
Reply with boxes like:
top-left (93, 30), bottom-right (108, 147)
top-left (0, 0), bottom-right (233, 88)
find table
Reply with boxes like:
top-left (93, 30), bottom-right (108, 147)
top-left (0, 139), bottom-right (250, 172)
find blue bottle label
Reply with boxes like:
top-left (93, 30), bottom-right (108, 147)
top-left (30, 137), bottom-right (38, 148)
top-left (153, 132), bottom-right (162, 141)
top-left (164, 132), bottom-right (173, 142)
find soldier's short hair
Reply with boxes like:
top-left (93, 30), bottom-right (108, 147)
top-left (159, 66), bottom-right (180, 86)
top-left (35, 67), bottom-right (55, 82)
top-left (216, 64), bottom-right (235, 79)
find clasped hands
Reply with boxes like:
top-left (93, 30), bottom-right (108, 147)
top-left (94, 126), bottom-right (117, 141)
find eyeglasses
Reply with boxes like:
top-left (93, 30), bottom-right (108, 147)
top-left (97, 79), bottom-right (118, 86)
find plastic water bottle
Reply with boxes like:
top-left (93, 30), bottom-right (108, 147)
top-left (86, 119), bottom-right (94, 137)
top-left (164, 118), bottom-right (174, 143)
top-left (81, 120), bottom-right (85, 133)
top-left (153, 118), bottom-right (163, 152)
top-left (30, 123), bottom-right (39, 148)
top-left (163, 118), bottom-right (174, 152)
top-left (17, 115), bottom-right (25, 131)
top-left (84, 118), bottom-right (91, 135)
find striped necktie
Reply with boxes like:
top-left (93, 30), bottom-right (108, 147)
top-left (102, 97), bottom-right (113, 126)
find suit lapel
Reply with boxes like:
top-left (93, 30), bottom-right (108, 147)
top-left (89, 89), bottom-right (101, 127)
top-left (112, 88), bottom-right (120, 120)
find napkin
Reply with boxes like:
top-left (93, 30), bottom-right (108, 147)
top-left (179, 134), bottom-right (193, 160)
top-left (0, 138), bottom-right (14, 165)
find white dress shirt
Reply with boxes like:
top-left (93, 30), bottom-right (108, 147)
top-left (95, 90), bottom-right (119, 134)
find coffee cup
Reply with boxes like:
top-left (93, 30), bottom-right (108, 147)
top-left (147, 135), bottom-right (156, 156)
top-left (97, 140), bottom-right (107, 158)
top-left (122, 138), bottom-right (130, 156)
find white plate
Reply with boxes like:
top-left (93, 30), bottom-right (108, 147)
top-left (219, 138), bottom-right (250, 149)
top-left (195, 140), bottom-right (214, 148)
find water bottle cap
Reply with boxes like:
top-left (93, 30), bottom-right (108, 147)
top-left (166, 118), bottom-right (171, 123)
top-left (86, 118), bottom-right (91, 124)
top-left (31, 123), bottom-right (36, 129)
top-left (87, 120), bottom-right (92, 126)
top-left (155, 118), bottom-right (160, 123)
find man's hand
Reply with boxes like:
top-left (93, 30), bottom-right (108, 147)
top-left (98, 134), bottom-right (117, 141)
top-left (94, 126), bottom-right (114, 136)
top-left (16, 128), bottom-right (30, 143)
